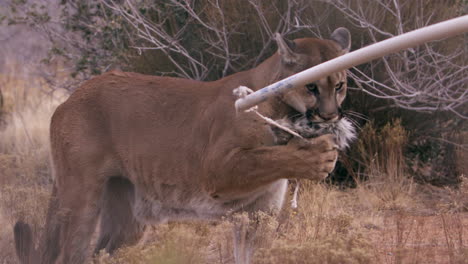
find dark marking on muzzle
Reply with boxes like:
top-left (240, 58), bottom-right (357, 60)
top-left (306, 108), bottom-right (343, 122)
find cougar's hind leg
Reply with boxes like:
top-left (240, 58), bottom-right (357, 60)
top-left (47, 161), bottom-right (113, 264)
top-left (38, 183), bottom-right (61, 264)
top-left (53, 171), bottom-right (106, 264)
top-left (94, 177), bottom-right (146, 255)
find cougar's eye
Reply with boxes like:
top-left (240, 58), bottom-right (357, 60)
top-left (306, 83), bottom-right (318, 94)
top-left (335, 82), bottom-right (345, 92)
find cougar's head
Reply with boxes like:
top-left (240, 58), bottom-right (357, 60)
top-left (274, 28), bottom-right (351, 123)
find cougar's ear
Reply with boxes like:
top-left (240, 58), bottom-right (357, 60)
top-left (331, 27), bottom-right (351, 53)
top-left (274, 33), bottom-right (299, 64)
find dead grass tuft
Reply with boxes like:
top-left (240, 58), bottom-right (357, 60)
top-left (255, 233), bottom-right (374, 264)
top-left (352, 120), bottom-right (416, 211)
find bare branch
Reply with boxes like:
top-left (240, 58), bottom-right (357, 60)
top-left (328, 0), bottom-right (467, 118)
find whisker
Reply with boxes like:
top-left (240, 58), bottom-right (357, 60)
top-left (345, 110), bottom-right (366, 116)
top-left (345, 111), bottom-right (368, 119)
top-left (344, 112), bottom-right (369, 122)
top-left (344, 110), bottom-right (370, 121)
top-left (343, 116), bottom-right (362, 131)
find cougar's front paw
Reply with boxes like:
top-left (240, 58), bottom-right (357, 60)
top-left (308, 134), bottom-right (338, 151)
top-left (312, 134), bottom-right (338, 180)
top-left (293, 134), bottom-right (338, 181)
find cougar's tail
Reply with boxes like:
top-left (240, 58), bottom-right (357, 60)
top-left (14, 221), bottom-right (36, 264)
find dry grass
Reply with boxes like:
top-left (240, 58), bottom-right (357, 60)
top-left (0, 64), bottom-right (67, 263)
top-left (0, 70), bottom-right (466, 264)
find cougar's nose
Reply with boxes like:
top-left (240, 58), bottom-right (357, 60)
top-left (318, 112), bottom-right (339, 122)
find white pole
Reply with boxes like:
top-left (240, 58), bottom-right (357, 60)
top-left (235, 15), bottom-right (468, 111)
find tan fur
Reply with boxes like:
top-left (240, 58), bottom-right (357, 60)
top-left (14, 29), bottom-right (351, 264)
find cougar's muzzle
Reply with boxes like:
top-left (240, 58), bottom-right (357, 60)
top-left (306, 107), bottom-right (342, 123)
